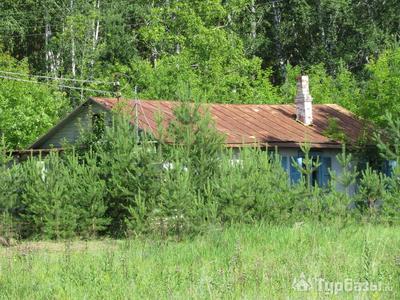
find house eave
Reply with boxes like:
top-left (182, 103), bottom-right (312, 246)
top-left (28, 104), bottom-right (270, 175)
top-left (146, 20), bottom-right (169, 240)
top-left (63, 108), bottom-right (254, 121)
top-left (29, 98), bottom-right (107, 149)
top-left (226, 141), bottom-right (343, 149)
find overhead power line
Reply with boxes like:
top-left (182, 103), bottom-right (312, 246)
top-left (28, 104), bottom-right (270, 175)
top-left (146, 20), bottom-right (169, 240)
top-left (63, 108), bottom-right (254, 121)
top-left (0, 1), bottom-right (129, 15)
top-left (0, 24), bottom-right (132, 39)
top-left (138, 99), bottom-right (154, 136)
top-left (0, 74), bottom-right (113, 95)
top-left (0, 19), bottom-right (137, 31)
top-left (0, 32), bottom-right (45, 38)
top-left (0, 70), bottom-right (116, 85)
top-left (0, 23), bottom-right (68, 31)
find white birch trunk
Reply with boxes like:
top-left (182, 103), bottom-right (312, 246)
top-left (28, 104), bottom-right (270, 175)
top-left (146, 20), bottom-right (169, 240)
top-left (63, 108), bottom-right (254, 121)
top-left (272, 0), bottom-right (285, 78)
top-left (250, 0), bottom-right (257, 40)
top-left (45, 23), bottom-right (60, 75)
top-left (70, 0), bottom-right (76, 78)
top-left (90, 0), bottom-right (100, 72)
top-left (151, 47), bottom-right (158, 68)
top-left (45, 22), bottom-right (51, 74)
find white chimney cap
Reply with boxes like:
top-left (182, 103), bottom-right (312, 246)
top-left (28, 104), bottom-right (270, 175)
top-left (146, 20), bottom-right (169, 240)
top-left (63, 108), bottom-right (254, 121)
top-left (295, 75), bottom-right (313, 125)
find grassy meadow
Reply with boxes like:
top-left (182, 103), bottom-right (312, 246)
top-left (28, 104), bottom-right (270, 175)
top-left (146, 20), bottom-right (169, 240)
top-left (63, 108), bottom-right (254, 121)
top-left (1, 223), bottom-right (399, 299)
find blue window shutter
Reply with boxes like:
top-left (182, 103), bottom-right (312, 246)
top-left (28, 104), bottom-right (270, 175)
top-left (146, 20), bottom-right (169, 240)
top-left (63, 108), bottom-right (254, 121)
top-left (318, 157), bottom-right (332, 187)
top-left (281, 156), bottom-right (288, 171)
top-left (382, 160), bottom-right (390, 177)
top-left (383, 160), bottom-right (397, 177)
top-left (290, 157), bottom-right (301, 184)
top-left (389, 160), bottom-right (397, 176)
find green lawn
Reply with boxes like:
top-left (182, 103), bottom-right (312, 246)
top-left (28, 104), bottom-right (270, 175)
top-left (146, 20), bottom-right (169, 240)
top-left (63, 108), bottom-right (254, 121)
top-left (0, 223), bottom-right (399, 299)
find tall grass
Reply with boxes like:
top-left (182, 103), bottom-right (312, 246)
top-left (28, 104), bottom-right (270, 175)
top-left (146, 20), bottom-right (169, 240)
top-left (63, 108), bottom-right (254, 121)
top-left (0, 224), bottom-right (399, 299)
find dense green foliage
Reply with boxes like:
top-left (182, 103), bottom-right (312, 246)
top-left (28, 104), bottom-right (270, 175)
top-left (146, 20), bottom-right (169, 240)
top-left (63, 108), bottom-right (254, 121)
top-left (1, 1), bottom-right (400, 147)
top-left (0, 52), bottom-right (67, 148)
top-left (359, 47), bottom-right (400, 125)
top-left (1, 224), bottom-right (399, 298)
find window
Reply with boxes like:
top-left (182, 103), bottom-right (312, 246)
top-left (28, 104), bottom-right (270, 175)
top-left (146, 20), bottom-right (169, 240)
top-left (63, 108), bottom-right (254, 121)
top-left (289, 155), bottom-right (332, 187)
top-left (280, 156), bottom-right (288, 171)
top-left (161, 161), bottom-right (188, 172)
top-left (37, 161), bottom-right (47, 182)
top-left (383, 160), bottom-right (397, 177)
top-left (229, 158), bottom-right (243, 167)
top-left (267, 150), bottom-right (288, 170)
top-left (92, 113), bottom-right (105, 137)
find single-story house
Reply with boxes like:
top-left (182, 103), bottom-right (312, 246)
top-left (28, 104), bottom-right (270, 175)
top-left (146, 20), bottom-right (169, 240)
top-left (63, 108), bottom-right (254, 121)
top-left (26, 75), bottom-right (368, 190)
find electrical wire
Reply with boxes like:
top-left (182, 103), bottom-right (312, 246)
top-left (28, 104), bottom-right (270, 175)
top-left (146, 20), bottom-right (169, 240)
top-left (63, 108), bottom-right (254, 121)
top-left (0, 70), bottom-right (116, 85)
top-left (138, 100), bottom-right (155, 136)
top-left (0, 69), bottom-right (155, 135)
top-left (0, 32), bottom-right (45, 38)
top-left (0, 75), bottom-right (113, 95)
top-left (0, 20), bottom-right (136, 31)
top-left (0, 3), bottom-right (122, 19)
top-left (0, 24), bottom-right (131, 38)
top-left (0, 23), bottom-right (69, 31)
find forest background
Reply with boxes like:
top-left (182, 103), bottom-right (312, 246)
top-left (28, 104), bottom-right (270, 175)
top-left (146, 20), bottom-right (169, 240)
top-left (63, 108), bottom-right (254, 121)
top-left (1, 0), bottom-right (400, 149)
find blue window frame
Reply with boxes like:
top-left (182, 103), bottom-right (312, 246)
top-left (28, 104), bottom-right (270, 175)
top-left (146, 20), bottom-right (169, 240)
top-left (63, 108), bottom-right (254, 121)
top-left (280, 156), bottom-right (288, 171)
top-left (383, 160), bottom-right (397, 177)
top-left (290, 157), bottom-right (302, 184)
top-left (289, 154), bottom-right (332, 187)
top-left (318, 157), bottom-right (332, 187)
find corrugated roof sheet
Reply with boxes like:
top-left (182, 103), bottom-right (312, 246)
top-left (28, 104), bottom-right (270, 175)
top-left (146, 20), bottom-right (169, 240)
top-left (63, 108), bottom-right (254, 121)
top-left (92, 97), bottom-right (365, 148)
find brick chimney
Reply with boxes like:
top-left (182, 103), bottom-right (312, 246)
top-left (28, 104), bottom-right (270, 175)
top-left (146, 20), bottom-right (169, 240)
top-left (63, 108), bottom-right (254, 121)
top-left (295, 75), bottom-right (313, 125)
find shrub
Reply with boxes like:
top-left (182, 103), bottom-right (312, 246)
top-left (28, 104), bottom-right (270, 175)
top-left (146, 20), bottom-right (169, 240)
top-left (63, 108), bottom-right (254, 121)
top-left (213, 148), bottom-right (294, 224)
top-left (95, 112), bottom-right (162, 236)
top-left (0, 137), bottom-right (22, 239)
top-left (19, 151), bottom-right (108, 239)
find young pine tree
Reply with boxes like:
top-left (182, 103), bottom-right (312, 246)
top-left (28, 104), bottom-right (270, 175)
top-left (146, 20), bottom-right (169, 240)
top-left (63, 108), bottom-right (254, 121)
top-left (63, 150), bottom-right (109, 238)
top-left (0, 136), bottom-right (20, 239)
top-left (20, 153), bottom-right (79, 239)
top-left (163, 102), bottom-right (225, 192)
top-left (96, 111), bottom-right (162, 236)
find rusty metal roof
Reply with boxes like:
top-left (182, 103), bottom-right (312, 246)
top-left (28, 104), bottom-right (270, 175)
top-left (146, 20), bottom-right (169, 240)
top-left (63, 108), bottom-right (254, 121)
top-left (92, 97), bottom-right (366, 149)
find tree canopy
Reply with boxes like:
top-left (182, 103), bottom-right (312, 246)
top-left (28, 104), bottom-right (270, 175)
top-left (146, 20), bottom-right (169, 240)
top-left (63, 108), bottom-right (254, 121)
top-left (0, 51), bottom-right (67, 148)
